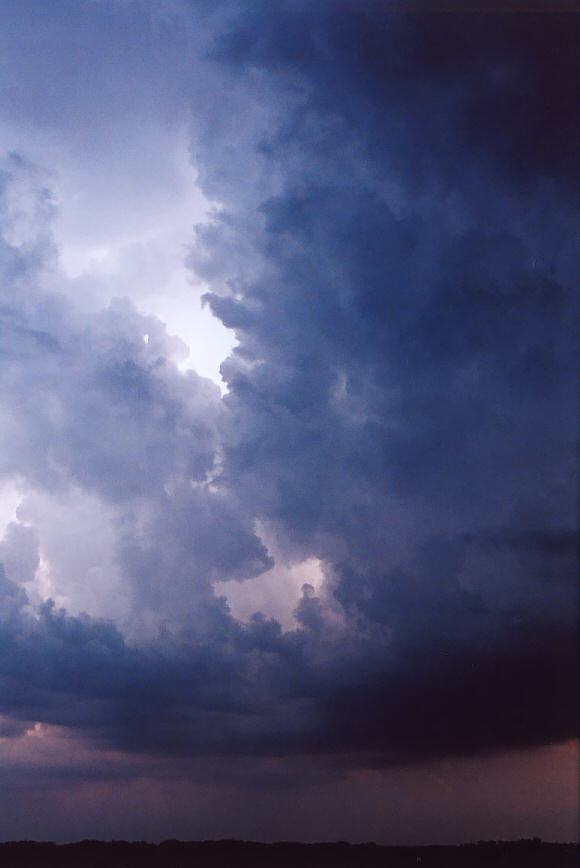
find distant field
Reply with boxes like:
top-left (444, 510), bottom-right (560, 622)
top-left (0, 840), bottom-right (577, 868)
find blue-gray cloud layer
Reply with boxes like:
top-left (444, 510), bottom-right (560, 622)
top-left (0, 0), bottom-right (577, 772)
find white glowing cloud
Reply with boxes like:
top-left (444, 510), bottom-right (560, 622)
top-left (216, 557), bottom-right (325, 628)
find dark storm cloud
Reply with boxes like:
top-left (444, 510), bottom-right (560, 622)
top-left (0, 0), bottom-right (577, 773)
top-left (191, 0), bottom-right (579, 760)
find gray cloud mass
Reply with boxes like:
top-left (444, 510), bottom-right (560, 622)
top-left (0, 0), bottom-right (577, 782)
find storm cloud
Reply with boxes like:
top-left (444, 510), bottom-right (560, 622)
top-left (0, 0), bottom-right (577, 828)
top-left (194, 0), bottom-right (579, 757)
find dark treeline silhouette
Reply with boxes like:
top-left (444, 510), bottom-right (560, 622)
top-left (0, 839), bottom-right (577, 867)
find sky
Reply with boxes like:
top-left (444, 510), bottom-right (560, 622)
top-left (0, 0), bottom-right (578, 845)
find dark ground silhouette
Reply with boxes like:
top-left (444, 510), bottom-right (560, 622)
top-left (0, 839), bottom-right (577, 867)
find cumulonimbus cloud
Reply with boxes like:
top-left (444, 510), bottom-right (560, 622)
top-left (0, 0), bottom-right (577, 772)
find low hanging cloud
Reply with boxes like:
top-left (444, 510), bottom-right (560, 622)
top-left (0, 0), bottom-right (577, 776)
top-left (192, 0), bottom-right (579, 757)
